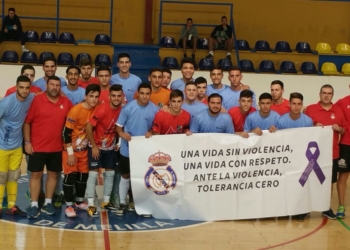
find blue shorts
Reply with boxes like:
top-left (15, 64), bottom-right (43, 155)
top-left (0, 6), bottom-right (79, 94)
top-left (88, 147), bottom-right (118, 170)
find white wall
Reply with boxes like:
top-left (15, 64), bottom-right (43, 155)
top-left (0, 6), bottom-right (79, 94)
top-left (1, 65), bottom-right (349, 106)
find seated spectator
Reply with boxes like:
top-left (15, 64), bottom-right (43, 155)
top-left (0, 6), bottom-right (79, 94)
top-left (180, 18), bottom-right (199, 60)
top-left (0, 8), bottom-right (29, 52)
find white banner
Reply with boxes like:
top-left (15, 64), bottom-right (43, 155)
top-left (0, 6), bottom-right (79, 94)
top-left (129, 127), bottom-right (333, 221)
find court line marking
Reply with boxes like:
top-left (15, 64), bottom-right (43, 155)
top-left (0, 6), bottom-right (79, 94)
top-left (257, 217), bottom-right (328, 250)
top-left (337, 219), bottom-right (350, 231)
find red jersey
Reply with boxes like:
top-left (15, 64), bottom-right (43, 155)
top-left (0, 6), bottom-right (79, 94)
top-left (89, 103), bottom-right (122, 150)
top-left (335, 95), bottom-right (350, 145)
top-left (5, 85), bottom-right (42, 97)
top-left (271, 99), bottom-right (290, 115)
top-left (99, 89), bottom-right (110, 105)
top-left (198, 97), bottom-right (208, 105)
top-left (77, 77), bottom-right (99, 89)
top-left (305, 102), bottom-right (347, 159)
top-left (228, 106), bottom-right (256, 132)
top-left (152, 110), bottom-right (191, 134)
top-left (25, 94), bottom-right (73, 152)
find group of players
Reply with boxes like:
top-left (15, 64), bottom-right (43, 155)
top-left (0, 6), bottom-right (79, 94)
top-left (0, 52), bottom-right (349, 223)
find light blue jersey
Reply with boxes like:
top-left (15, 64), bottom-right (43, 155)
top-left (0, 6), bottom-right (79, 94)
top-left (276, 113), bottom-right (313, 129)
top-left (110, 73), bottom-right (141, 103)
top-left (33, 76), bottom-right (67, 91)
top-left (221, 88), bottom-right (257, 110)
top-left (0, 93), bottom-right (34, 150)
top-left (244, 110), bottom-right (280, 132)
top-left (206, 84), bottom-right (228, 96)
top-left (190, 108), bottom-right (234, 133)
top-left (181, 101), bottom-right (207, 119)
top-left (170, 78), bottom-right (192, 91)
top-left (61, 86), bottom-right (85, 105)
top-left (116, 100), bottom-right (159, 157)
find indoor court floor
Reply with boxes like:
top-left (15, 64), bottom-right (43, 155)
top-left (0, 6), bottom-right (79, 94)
top-left (0, 159), bottom-right (349, 250)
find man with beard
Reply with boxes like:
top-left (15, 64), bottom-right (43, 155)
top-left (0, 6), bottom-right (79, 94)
top-left (244, 93), bottom-right (280, 135)
top-left (189, 93), bottom-right (234, 134)
top-left (32, 57), bottom-right (67, 91)
top-left (152, 90), bottom-right (190, 135)
top-left (61, 66), bottom-right (85, 105)
top-left (24, 76), bottom-right (73, 218)
top-left (181, 81), bottom-right (207, 119)
top-left (170, 58), bottom-right (195, 91)
top-left (270, 80), bottom-right (290, 115)
top-left (111, 53), bottom-right (141, 103)
top-left (0, 76), bottom-right (34, 216)
top-left (77, 58), bottom-right (99, 89)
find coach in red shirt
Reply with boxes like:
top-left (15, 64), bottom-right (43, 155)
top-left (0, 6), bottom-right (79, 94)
top-left (305, 84), bottom-right (346, 220)
top-left (270, 80), bottom-right (290, 115)
top-left (24, 75), bottom-right (73, 218)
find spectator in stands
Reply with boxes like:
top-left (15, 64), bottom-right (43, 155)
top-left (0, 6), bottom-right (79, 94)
top-left (206, 16), bottom-right (233, 61)
top-left (0, 8), bottom-right (29, 52)
top-left (180, 18), bottom-right (199, 60)
top-left (161, 68), bottom-right (172, 91)
top-left (78, 58), bottom-right (99, 88)
top-left (170, 58), bottom-right (195, 91)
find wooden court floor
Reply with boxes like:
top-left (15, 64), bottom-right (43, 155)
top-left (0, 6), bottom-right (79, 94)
top-left (0, 160), bottom-right (349, 250)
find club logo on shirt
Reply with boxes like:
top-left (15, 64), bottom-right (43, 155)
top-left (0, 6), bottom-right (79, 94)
top-left (338, 158), bottom-right (347, 168)
top-left (60, 104), bottom-right (64, 109)
top-left (330, 113), bottom-right (335, 119)
top-left (67, 117), bottom-right (76, 124)
top-left (144, 151), bottom-right (177, 195)
top-left (347, 105), bottom-right (350, 109)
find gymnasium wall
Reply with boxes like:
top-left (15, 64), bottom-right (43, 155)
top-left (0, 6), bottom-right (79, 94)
top-left (1, 65), bottom-right (349, 106)
top-left (1, 0), bottom-right (350, 47)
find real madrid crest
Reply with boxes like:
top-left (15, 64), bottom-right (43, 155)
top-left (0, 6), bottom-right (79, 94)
top-left (330, 113), bottom-right (335, 119)
top-left (144, 151), bottom-right (177, 195)
top-left (60, 104), bottom-right (64, 109)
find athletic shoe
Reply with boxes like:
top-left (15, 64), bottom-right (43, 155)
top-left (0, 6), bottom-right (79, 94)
top-left (101, 202), bottom-right (117, 211)
top-left (294, 213), bottom-right (309, 222)
top-left (322, 208), bottom-right (337, 220)
top-left (115, 203), bottom-right (127, 216)
top-left (127, 201), bottom-right (135, 212)
top-left (41, 203), bottom-right (55, 215)
top-left (53, 193), bottom-right (65, 208)
top-left (75, 202), bottom-right (88, 210)
top-left (142, 214), bottom-right (152, 218)
top-left (110, 195), bottom-right (120, 209)
top-left (65, 206), bottom-right (77, 218)
top-left (336, 206), bottom-right (345, 219)
top-left (6, 205), bottom-right (27, 216)
top-left (87, 206), bottom-right (99, 217)
top-left (205, 54), bottom-right (214, 60)
top-left (27, 206), bottom-right (40, 219)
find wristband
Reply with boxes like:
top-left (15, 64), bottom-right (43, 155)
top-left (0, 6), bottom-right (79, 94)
top-left (67, 146), bottom-right (74, 155)
top-left (25, 141), bottom-right (31, 144)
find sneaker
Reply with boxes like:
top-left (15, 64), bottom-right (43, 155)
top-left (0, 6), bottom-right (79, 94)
top-left (115, 203), bottom-right (127, 216)
top-left (336, 206), bottom-right (345, 219)
top-left (38, 193), bottom-right (45, 206)
top-left (322, 208), bottom-right (337, 220)
top-left (27, 206), bottom-right (40, 219)
top-left (294, 213), bottom-right (309, 222)
top-left (87, 206), bottom-right (99, 217)
top-left (127, 201), bottom-right (135, 212)
top-left (65, 206), bottom-right (76, 218)
top-left (75, 202), bottom-right (88, 210)
top-left (142, 214), bottom-right (152, 218)
top-left (226, 55), bottom-right (231, 61)
top-left (25, 190), bottom-right (31, 201)
top-left (183, 53), bottom-right (188, 58)
top-left (6, 205), bottom-right (27, 216)
top-left (110, 195), bottom-right (120, 209)
top-left (53, 193), bottom-right (65, 208)
top-left (41, 203), bottom-right (55, 215)
top-left (101, 202), bottom-right (117, 211)
top-left (206, 54), bottom-right (214, 60)
top-left (22, 47), bottom-right (29, 53)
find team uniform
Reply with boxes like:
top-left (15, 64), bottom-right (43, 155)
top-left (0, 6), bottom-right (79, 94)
top-left (221, 88), bottom-right (257, 110)
top-left (181, 101), bottom-right (207, 119)
top-left (134, 88), bottom-right (170, 107)
top-left (61, 86), bottom-right (85, 105)
top-left (110, 73), bottom-right (141, 103)
top-left (190, 108), bottom-right (234, 133)
top-left (152, 110), bottom-right (191, 134)
top-left (5, 85), bottom-right (41, 97)
top-left (0, 93), bottom-right (34, 214)
top-left (62, 103), bottom-right (96, 216)
top-left (77, 77), bottom-right (99, 89)
top-left (305, 102), bottom-right (347, 184)
top-left (25, 94), bottom-right (72, 217)
top-left (276, 113), bottom-right (313, 129)
top-left (32, 76), bottom-right (67, 91)
top-left (244, 110), bottom-right (280, 132)
top-left (228, 106), bottom-right (256, 132)
top-left (206, 84), bottom-right (228, 96)
top-left (85, 102), bottom-right (122, 216)
top-left (271, 99), bottom-right (290, 115)
top-left (198, 98), bottom-right (208, 105)
top-left (170, 78), bottom-right (194, 91)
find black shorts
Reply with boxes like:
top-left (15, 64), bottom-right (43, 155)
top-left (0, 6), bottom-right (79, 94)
top-left (337, 144), bottom-right (350, 173)
top-left (332, 159), bottom-right (338, 183)
top-left (88, 147), bottom-right (118, 170)
top-left (119, 154), bottom-right (130, 175)
top-left (28, 152), bottom-right (62, 172)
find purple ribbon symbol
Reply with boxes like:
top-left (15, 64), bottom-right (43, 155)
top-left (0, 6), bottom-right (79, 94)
top-left (299, 141), bottom-right (326, 186)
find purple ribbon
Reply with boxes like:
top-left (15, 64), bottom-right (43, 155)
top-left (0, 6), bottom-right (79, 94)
top-left (299, 141), bottom-right (326, 187)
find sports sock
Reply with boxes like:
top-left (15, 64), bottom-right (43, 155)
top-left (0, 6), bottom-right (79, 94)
top-left (75, 173), bottom-right (88, 201)
top-left (111, 172), bottom-right (121, 197)
top-left (66, 202), bottom-right (73, 206)
top-left (209, 51), bottom-right (213, 55)
top-left (86, 171), bottom-right (98, 203)
top-left (44, 198), bottom-right (52, 205)
top-left (88, 198), bottom-right (94, 207)
top-left (31, 201), bottom-right (38, 207)
top-left (119, 177), bottom-right (130, 204)
top-left (103, 171), bottom-right (115, 202)
top-left (6, 181), bottom-right (17, 208)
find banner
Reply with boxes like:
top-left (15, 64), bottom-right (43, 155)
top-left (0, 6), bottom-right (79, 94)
top-left (129, 127), bottom-right (333, 221)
